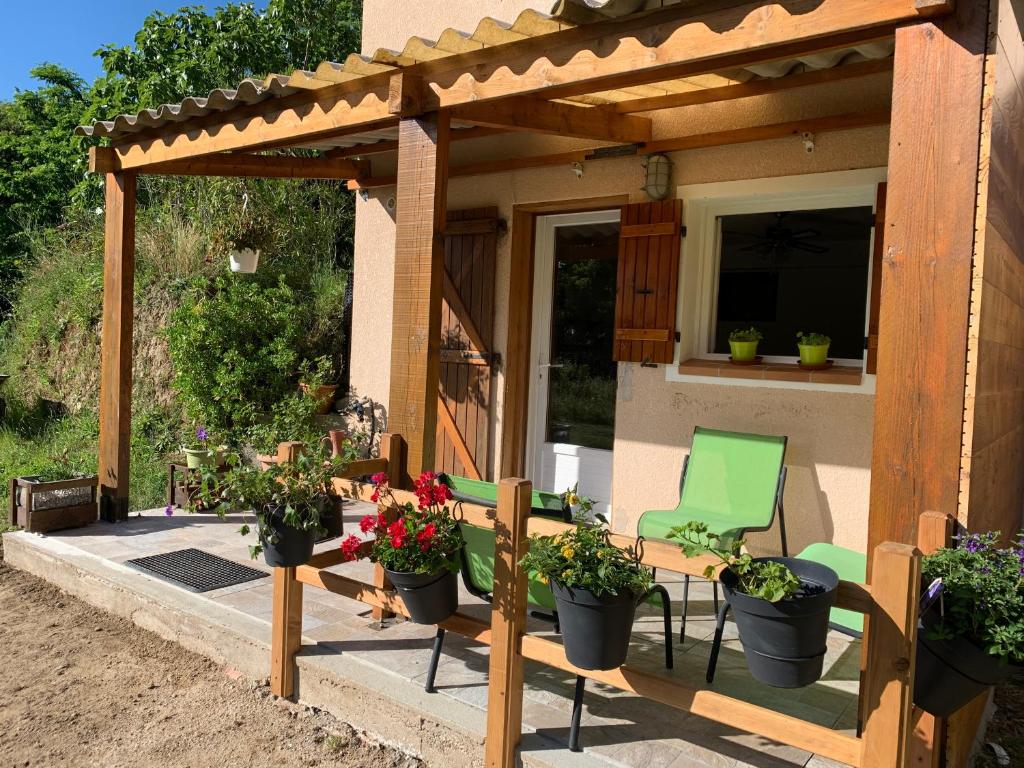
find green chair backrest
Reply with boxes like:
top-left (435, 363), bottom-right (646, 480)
top-left (459, 522), bottom-right (557, 612)
top-left (677, 427), bottom-right (787, 531)
top-left (442, 474), bottom-right (565, 517)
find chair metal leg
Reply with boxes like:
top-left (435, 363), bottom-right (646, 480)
top-left (644, 584), bottom-right (674, 670)
top-left (712, 580), bottom-right (719, 617)
top-left (705, 601), bottom-right (731, 684)
top-left (424, 627), bottom-right (445, 693)
top-left (679, 574), bottom-right (690, 643)
top-left (569, 675), bottom-right (586, 752)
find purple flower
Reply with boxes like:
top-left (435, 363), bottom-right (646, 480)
top-left (164, 504), bottom-right (174, 517)
top-left (196, 426), bottom-right (209, 443)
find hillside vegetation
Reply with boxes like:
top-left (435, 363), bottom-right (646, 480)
top-left (0, 1), bottom-right (363, 521)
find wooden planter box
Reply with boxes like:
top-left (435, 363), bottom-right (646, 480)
top-left (8, 475), bottom-right (98, 533)
top-left (167, 462), bottom-right (226, 510)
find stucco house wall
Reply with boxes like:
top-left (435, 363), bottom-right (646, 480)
top-left (350, 0), bottom-right (891, 554)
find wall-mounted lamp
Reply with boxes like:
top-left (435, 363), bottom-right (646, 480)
top-left (801, 132), bottom-right (816, 154)
top-left (642, 153), bottom-right (673, 200)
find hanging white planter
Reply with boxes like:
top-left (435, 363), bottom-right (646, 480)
top-left (229, 248), bottom-right (260, 273)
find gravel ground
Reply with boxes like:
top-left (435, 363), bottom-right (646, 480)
top-left (0, 538), bottom-right (422, 768)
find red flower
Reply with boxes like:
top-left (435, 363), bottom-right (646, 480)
top-left (339, 534), bottom-right (362, 562)
top-left (387, 520), bottom-right (407, 548)
top-left (370, 488), bottom-right (380, 503)
top-left (371, 472), bottom-right (388, 485)
top-left (432, 483), bottom-right (452, 505)
top-left (416, 522), bottom-right (437, 551)
top-left (359, 515), bottom-right (377, 534)
top-left (375, 512), bottom-right (387, 530)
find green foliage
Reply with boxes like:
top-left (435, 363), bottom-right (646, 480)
top-left (670, 521), bottom-right (801, 603)
top-left (729, 327), bottom-right (763, 343)
top-left (922, 531), bottom-right (1024, 663)
top-left (520, 518), bottom-right (653, 598)
top-left (165, 276), bottom-right (304, 435)
top-left (796, 331), bottom-right (831, 347)
top-left (245, 391), bottom-right (322, 455)
top-left (197, 447), bottom-right (349, 559)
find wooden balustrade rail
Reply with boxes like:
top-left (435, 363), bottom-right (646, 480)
top-left (270, 433), bottom-right (949, 768)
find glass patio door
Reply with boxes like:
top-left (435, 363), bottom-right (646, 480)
top-left (526, 210), bottom-right (621, 516)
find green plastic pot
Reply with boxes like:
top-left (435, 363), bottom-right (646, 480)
top-left (183, 447), bottom-right (217, 469)
top-left (797, 343), bottom-right (830, 366)
top-left (729, 340), bottom-right (759, 362)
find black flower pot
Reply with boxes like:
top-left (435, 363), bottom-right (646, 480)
top-left (914, 610), bottom-right (1016, 717)
top-left (551, 582), bottom-right (639, 671)
top-left (316, 497), bottom-right (344, 542)
top-left (385, 566), bottom-right (459, 624)
top-left (260, 507), bottom-right (316, 568)
top-left (721, 557), bottom-right (838, 688)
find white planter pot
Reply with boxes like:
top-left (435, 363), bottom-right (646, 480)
top-left (229, 248), bottom-right (260, 273)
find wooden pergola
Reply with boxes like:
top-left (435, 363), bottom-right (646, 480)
top-left (83, 1), bottom-right (1019, 760)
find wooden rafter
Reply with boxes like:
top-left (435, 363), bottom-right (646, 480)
top-left (348, 109), bottom-right (890, 189)
top-left (324, 126), bottom-right (503, 159)
top-left (106, 0), bottom-right (944, 170)
top-left (90, 146), bottom-right (369, 179)
top-left (452, 96), bottom-right (651, 143)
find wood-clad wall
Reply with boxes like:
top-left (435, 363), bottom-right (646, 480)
top-left (961, 0), bottom-right (1024, 537)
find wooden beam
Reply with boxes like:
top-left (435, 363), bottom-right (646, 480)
top-left (98, 171), bottom-right (136, 522)
top-left (453, 96), bottom-right (651, 143)
top-left (371, 433), bottom-right (402, 623)
top-left (867, 4), bottom-right (989, 556)
top-left (386, 113), bottom-right (450, 485)
top-left (612, 58), bottom-right (894, 113)
top-left (325, 127), bottom-right (504, 159)
top-left (97, 150), bottom-right (370, 180)
top-left (349, 109), bottom-right (890, 189)
top-left (269, 566), bottom-right (303, 698)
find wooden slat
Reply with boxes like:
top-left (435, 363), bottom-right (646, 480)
top-left (614, 57), bottom-right (894, 113)
top-left (349, 110), bottom-right (889, 189)
top-left (453, 96), bottom-right (652, 143)
top-left (270, 567), bottom-right (303, 698)
top-left (483, 478), bottom-right (531, 768)
top-left (337, 457), bottom-right (388, 478)
top-left (443, 269), bottom-right (490, 356)
top-left (620, 221), bottom-right (678, 238)
top-left (98, 172), bottom-right (136, 522)
top-left (860, 543), bottom-right (922, 768)
top-left (437, 395), bottom-right (482, 480)
top-left (371, 434), bottom-right (402, 622)
top-left (867, 4), bottom-right (989, 557)
top-left (615, 328), bottom-right (673, 342)
top-left (518, 634), bottom-right (863, 766)
top-left (386, 115), bottom-right (450, 485)
top-left (445, 218), bottom-right (499, 236)
top-left (92, 146), bottom-right (369, 179)
top-left (325, 127), bottom-right (504, 159)
top-left (866, 182), bottom-right (886, 374)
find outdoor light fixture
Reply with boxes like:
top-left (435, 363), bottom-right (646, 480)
top-left (642, 153), bottom-right (672, 200)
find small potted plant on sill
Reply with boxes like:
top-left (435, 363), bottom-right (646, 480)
top-left (670, 521), bottom-right (838, 688)
top-left (913, 531), bottom-right (1024, 717)
top-left (795, 331), bottom-right (831, 368)
top-left (728, 327), bottom-right (763, 363)
top-left (520, 516), bottom-right (653, 671)
top-left (196, 450), bottom-right (347, 567)
top-left (298, 355), bottom-right (338, 415)
top-left (340, 472), bottom-right (464, 624)
top-left (182, 426), bottom-right (224, 469)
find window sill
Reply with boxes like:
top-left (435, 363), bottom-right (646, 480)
top-left (677, 358), bottom-right (864, 386)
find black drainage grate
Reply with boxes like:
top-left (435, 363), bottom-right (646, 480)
top-left (126, 548), bottom-right (268, 593)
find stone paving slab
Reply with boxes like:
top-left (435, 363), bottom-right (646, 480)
top-left (3, 507), bottom-right (861, 767)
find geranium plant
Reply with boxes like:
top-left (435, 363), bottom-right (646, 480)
top-left (339, 472), bottom-right (462, 574)
top-left (669, 520), bottom-right (800, 603)
top-left (921, 531), bottom-right (1024, 663)
top-left (795, 331), bottom-right (830, 347)
top-left (519, 518), bottom-right (652, 597)
top-left (729, 327), bottom-right (763, 343)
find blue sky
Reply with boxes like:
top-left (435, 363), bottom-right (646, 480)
top-left (0, 1), bottom-right (201, 100)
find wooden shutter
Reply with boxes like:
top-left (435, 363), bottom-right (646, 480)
top-left (436, 208), bottom-right (498, 480)
top-left (866, 182), bottom-right (886, 374)
top-left (613, 199), bottom-right (683, 364)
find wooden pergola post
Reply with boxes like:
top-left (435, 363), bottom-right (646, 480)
top-left (98, 171), bottom-right (137, 522)
top-left (386, 110), bottom-right (450, 486)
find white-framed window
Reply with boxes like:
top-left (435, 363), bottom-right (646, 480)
top-left (670, 168), bottom-right (886, 391)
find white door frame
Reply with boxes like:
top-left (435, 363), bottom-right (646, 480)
top-left (525, 208), bottom-right (621, 504)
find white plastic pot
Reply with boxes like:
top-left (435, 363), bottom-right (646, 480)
top-left (229, 248), bottom-right (260, 273)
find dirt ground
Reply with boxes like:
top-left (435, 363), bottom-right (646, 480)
top-left (0, 542), bottom-right (421, 768)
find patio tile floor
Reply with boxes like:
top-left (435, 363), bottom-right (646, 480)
top-left (7, 505), bottom-right (861, 767)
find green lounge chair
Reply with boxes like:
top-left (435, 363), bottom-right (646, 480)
top-left (440, 473), bottom-right (570, 521)
top-left (425, 517), bottom-right (674, 753)
top-left (705, 542), bottom-right (866, 686)
top-left (636, 427), bottom-right (789, 641)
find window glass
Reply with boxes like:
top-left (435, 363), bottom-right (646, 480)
top-left (713, 206), bottom-right (874, 360)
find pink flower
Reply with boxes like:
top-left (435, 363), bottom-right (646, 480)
top-left (371, 472), bottom-right (388, 485)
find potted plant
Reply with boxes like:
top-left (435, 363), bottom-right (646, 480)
top-left (728, 327), bottom-right (763, 363)
top-left (795, 331), bottom-right (831, 367)
top-left (298, 355), bottom-right (338, 415)
top-left (182, 426), bottom-right (223, 469)
top-left (519, 516), bottom-right (652, 670)
top-left (197, 450), bottom-right (347, 566)
top-left (227, 216), bottom-right (273, 274)
top-left (671, 521), bottom-right (838, 688)
top-left (340, 472), bottom-right (463, 624)
top-left (913, 531), bottom-right (1024, 716)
